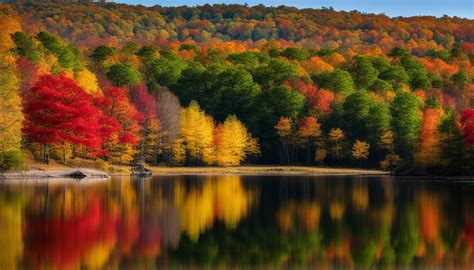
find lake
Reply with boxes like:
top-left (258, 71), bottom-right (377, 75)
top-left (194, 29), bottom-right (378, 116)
top-left (0, 175), bottom-right (473, 269)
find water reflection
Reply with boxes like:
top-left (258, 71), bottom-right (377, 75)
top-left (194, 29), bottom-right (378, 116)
top-left (0, 175), bottom-right (473, 268)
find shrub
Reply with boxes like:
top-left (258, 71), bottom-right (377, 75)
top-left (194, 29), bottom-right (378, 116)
top-left (1, 150), bottom-right (26, 171)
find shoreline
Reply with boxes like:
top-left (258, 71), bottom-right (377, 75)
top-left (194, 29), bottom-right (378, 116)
top-left (148, 166), bottom-right (390, 176)
top-left (1, 166), bottom-right (389, 180)
top-left (2, 166), bottom-right (473, 181)
top-left (0, 168), bottom-right (110, 180)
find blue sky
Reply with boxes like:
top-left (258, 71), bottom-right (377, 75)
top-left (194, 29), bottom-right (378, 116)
top-left (117, 0), bottom-right (473, 18)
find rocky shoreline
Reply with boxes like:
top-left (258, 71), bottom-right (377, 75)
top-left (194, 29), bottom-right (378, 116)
top-left (0, 168), bottom-right (109, 180)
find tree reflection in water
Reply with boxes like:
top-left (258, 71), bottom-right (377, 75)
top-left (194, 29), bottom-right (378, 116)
top-left (0, 175), bottom-right (473, 269)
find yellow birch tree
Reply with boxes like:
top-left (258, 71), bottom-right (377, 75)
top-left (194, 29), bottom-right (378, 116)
top-left (75, 69), bottom-right (101, 95)
top-left (352, 140), bottom-right (370, 166)
top-left (179, 101), bottom-right (215, 165)
top-left (214, 115), bottom-right (259, 166)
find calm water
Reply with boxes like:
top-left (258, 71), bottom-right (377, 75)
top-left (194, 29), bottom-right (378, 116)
top-left (0, 175), bottom-right (473, 269)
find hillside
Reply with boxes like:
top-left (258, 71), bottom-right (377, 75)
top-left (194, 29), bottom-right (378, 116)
top-left (12, 2), bottom-right (474, 51)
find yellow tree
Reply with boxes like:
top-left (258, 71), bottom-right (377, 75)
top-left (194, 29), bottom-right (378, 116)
top-left (315, 148), bottom-right (328, 164)
top-left (171, 138), bottom-right (185, 165)
top-left (328, 128), bottom-right (345, 161)
top-left (296, 116), bottom-right (322, 163)
top-left (144, 118), bottom-right (162, 164)
top-left (107, 136), bottom-right (138, 165)
top-left (75, 69), bottom-right (101, 95)
top-left (352, 140), bottom-right (370, 166)
top-left (302, 56), bottom-right (334, 74)
top-left (275, 117), bottom-right (293, 164)
top-left (379, 131), bottom-right (395, 152)
top-left (0, 5), bottom-right (23, 169)
top-left (179, 101), bottom-right (215, 165)
top-left (214, 115), bottom-right (259, 166)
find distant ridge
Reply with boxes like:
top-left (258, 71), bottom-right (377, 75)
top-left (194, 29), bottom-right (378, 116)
top-left (7, 2), bottom-right (474, 50)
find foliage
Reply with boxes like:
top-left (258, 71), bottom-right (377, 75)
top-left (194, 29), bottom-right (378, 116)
top-left (437, 110), bottom-right (467, 174)
top-left (275, 117), bottom-right (294, 164)
top-left (281, 47), bottom-right (310, 61)
top-left (312, 69), bottom-right (355, 95)
top-left (95, 86), bottom-right (141, 163)
top-left (149, 53), bottom-right (187, 87)
top-left (352, 140), bottom-right (370, 161)
top-left (380, 154), bottom-right (400, 171)
top-left (415, 108), bottom-right (443, 167)
top-left (366, 102), bottom-right (391, 150)
top-left (107, 64), bottom-right (142, 87)
top-left (156, 87), bottom-right (181, 161)
top-left (36, 31), bottom-right (83, 72)
top-left (253, 59), bottom-right (297, 90)
top-left (22, 73), bottom-right (105, 163)
top-left (0, 150), bottom-right (25, 171)
top-left (461, 109), bottom-right (474, 146)
top-left (75, 69), bottom-right (100, 95)
top-left (11, 32), bottom-right (41, 63)
top-left (315, 148), bottom-right (328, 163)
top-left (91, 45), bottom-right (115, 64)
top-left (343, 91), bottom-right (373, 141)
top-left (328, 128), bottom-right (345, 160)
top-left (275, 117), bottom-right (293, 138)
top-left (13, 3), bottom-right (471, 56)
top-left (0, 6), bottom-right (23, 170)
top-left (350, 56), bottom-right (379, 89)
top-left (390, 92), bottom-right (421, 160)
top-left (214, 116), bottom-right (259, 166)
top-left (130, 83), bottom-right (160, 163)
top-left (179, 101), bottom-right (215, 165)
top-left (296, 116), bottom-right (321, 144)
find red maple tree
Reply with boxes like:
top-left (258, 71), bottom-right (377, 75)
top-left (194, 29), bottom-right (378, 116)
top-left (94, 86), bottom-right (142, 161)
top-left (130, 83), bottom-right (159, 162)
top-left (22, 73), bottom-right (105, 163)
top-left (461, 109), bottom-right (474, 146)
top-left (131, 83), bottom-right (157, 121)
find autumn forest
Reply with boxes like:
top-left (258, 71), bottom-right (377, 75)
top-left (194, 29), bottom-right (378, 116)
top-left (0, 2), bottom-right (473, 174)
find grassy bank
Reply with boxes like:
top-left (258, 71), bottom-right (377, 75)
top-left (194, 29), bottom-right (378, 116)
top-left (150, 166), bottom-right (389, 176)
top-left (6, 159), bottom-right (388, 177)
top-left (8, 159), bottom-right (131, 175)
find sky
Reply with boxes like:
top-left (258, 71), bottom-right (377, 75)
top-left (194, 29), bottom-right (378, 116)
top-left (117, 0), bottom-right (474, 18)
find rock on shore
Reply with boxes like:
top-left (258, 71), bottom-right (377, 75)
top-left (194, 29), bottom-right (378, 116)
top-left (0, 168), bottom-right (109, 180)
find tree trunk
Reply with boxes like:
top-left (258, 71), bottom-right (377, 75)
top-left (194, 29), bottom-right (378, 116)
top-left (279, 143), bottom-right (283, 164)
top-left (307, 144), bottom-right (311, 165)
top-left (140, 124), bottom-right (148, 163)
top-left (140, 138), bottom-right (145, 163)
top-left (155, 136), bottom-right (162, 165)
top-left (43, 144), bottom-right (50, 164)
top-left (62, 143), bottom-right (67, 165)
top-left (291, 143), bottom-right (295, 165)
top-left (71, 144), bottom-right (76, 159)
